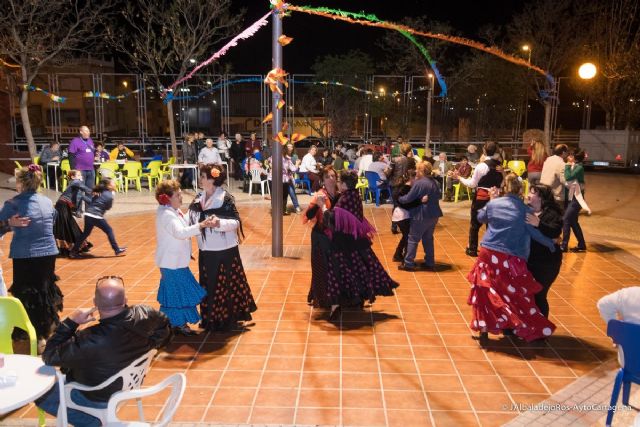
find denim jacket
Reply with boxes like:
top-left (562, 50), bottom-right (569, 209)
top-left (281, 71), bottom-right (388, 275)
top-left (478, 194), bottom-right (555, 259)
top-left (86, 190), bottom-right (114, 218)
top-left (0, 191), bottom-right (58, 259)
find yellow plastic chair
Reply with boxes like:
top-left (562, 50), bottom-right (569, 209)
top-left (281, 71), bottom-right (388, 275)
top-left (60, 159), bottom-right (71, 191)
top-left (355, 176), bottom-right (371, 202)
top-left (14, 160), bottom-right (23, 170)
top-left (343, 161), bottom-right (349, 170)
top-left (0, 297), bottom-right (46, 426)
top-left (32, 156), bottom-right (48, 189)
top-left (507, 160), bottom-right (527, 177)
top-left (141, 160), bottom-right (163, 190)
top-left (416, 148), bottom-right (425, 159)
top-left (98, 162), bottom-right (124, 192)
top-left (452, 182), bottom-right (472, 203)
top-left (160, 157), bottom-right (176, 179)
top-left (122, 161), bottom-right (143, 192)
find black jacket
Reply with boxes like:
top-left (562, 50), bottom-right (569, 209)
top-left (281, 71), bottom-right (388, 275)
top-left (527, 204), bottom-right (563, 285)
top-left (42, 305), bottom-right (172, 401)
top-left (229, 140), bottom-right (247, 162)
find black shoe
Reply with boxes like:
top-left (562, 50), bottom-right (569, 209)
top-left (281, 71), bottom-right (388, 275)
top-left (174, 325), bottom-right (198, 336)
top-left (569, 246), bottom-right (586, 253)
top-left (502, 329), bottom-right (515, 336)
top-left (68, 251), bottom-right (83, 259)
top-left (478, 332), bottom-right (489, 347)
top-left (398, 264), bottom-right (418, 272)
top-left (559, 245), bottom-right (568, 253)
top-left (391, 224), bottom-right (399, 234)
top-left (465, 248), bottom-right (478, 257)
top-left (114, 247), bottom-right (127, 256)
top-left (392, 255), bottom-right (404, 262)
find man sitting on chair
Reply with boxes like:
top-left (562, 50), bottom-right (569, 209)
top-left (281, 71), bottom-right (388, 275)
top-left (37, 276), bottom-right (172, 427)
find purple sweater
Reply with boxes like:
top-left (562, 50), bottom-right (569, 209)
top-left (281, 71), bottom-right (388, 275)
top-left (68, 137), bottom-right (95, 170)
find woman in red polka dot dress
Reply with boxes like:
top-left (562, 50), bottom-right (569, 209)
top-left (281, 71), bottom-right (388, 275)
top-left (467, 174), bottom-right (557, 344)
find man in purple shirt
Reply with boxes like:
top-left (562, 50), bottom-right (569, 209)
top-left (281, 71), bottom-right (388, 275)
top-left (68, 126), bottom-right (96, 188)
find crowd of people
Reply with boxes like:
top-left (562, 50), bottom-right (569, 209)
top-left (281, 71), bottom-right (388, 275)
top-left (0, 124), bottom-right (616, 425)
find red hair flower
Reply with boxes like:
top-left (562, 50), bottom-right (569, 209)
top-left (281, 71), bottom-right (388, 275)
top-left (157, 194), bottom-right (171, 206)
top-left (210, 168), bottom-right (221, 178)
top-left (27, 164), bottom-right (41, 172)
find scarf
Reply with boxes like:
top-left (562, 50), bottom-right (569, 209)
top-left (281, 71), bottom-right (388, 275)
top-left (332, 189), bottom-right (375, 240)
top-left (189, 191), bottom-right (244, 241)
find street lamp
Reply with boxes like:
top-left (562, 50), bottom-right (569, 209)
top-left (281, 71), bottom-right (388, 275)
top-left (425, 73), bottom-right (435, 152)
top-left (379, 87), bottom-right (385, 96)
top-left (578, 62), bottom-right (597, 129)
top-left (520, 45), bottom-right (532, 136)
top-left (521, 45), bottom-right (532, 64)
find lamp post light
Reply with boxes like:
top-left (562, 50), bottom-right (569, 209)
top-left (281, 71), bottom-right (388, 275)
top-left (425, 73), bottom-right (435, 152)
top-left (578, 62), bottom-right (597, 130)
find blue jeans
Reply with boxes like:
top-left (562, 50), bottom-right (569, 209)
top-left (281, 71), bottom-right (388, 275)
top-left (287, 182), bottom-right (300, 209)
top-left (404, 216), bottom-right (439, 267)
top-left (562, 198), bottom-right (586, 248)
top-left (81, 169), bottom-right (95, 188)
top-left (37, 384), bottom-right (106, 427)
top-left (73, 216), bottom-right (119, 252)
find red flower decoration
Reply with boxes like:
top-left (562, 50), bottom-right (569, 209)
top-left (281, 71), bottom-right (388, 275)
top-left (211, 168), bottom-right (221, 178)
top-left (157, 194), bottom-right (171, 205)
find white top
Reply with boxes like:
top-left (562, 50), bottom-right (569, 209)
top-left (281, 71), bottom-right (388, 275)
top-left (357, 154), bottom-right (373, 176)
top-left (198, 147), bottom-right (223, 165)
top-left (299, 153), bottom-right (319, 174)
top-left (459, 162), bottom-right (489, 189)
top-left (216, 138), bottom-right (231, 153)
top-left (391, 206), bottom-right (410, 222)
top-left (540, 155), bottom-right (566, 201)
top-left (597, 287), bottom-right (640, 325)
top-left (191, 187), bottom-right (239, 252)
top-left (0, 354), bottom-right (56, 415)
top-left (155, 205), bottom-right (201, 269)
top-left (367, 161), bottom-right (388, 181)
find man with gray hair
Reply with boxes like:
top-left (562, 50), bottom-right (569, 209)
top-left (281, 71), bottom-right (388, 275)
top-left (37, 276), bottom-right (172, 426)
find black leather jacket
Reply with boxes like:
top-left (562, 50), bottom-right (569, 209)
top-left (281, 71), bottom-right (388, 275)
top-left (42, 305), bottom-right (172, 401)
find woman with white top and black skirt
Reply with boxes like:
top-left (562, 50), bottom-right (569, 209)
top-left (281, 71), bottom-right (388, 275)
top-left (188, 164), bottom-right (257, 331)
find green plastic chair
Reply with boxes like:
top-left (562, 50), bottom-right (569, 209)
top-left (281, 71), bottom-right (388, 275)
top-left (60, 159), bottom-right (71, 191)
top-left (160, 157), bottom-right (176, 179)
top-left (141, 160), bottom-right (163, 190)
top-left (122, 161), bottom-right (143, 192)
top-left (0, 297), bottom-right (46, 426)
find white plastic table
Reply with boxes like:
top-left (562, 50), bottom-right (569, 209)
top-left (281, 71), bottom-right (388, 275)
top-left (46, 162), bottom-right (60, 192)
top-left (0, 354), bottom-right (56, 415)
top-left (169, 164), bottom-right (199, 191)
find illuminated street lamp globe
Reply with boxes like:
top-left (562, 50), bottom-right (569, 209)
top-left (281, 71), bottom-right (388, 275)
top-left (578, 62), bottom-right (597, 80)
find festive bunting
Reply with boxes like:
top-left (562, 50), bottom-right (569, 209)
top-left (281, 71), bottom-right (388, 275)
top-left (167, 11), bottom-right (272, 93)
top-left (288, 5), bottom-right (554, 85)
top-left (278, 35), bottom-right (293, 46)
top-left (23, 85), bottom-right (66, 103)
top-left (0, 58), bottom-right (20, 68)
top-left (290, 133), bottom-right (307, 143)
top-left (274, 131), bottom-right (288, 144)
top-left (83, 89), bottom-right (140, 100)
top-left (262, 112), bottom-right (273, 123)
top-left (277, 99), bottom-right (285, 109)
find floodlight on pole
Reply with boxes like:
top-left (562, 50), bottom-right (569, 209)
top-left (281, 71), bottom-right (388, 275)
top-left (578, 62), bottom-right (597, 80)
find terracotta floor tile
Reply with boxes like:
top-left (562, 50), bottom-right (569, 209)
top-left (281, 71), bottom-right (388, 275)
top-left (460, 375), bottom-right (507, 393)
top-left (342, 408), bottom-right (387, 426)
top-left (260, 371), bottom-right (300, 388)
top-left (254, 387), bottom-right (298, 407)
top-left (476, 412), bottom-right (518, 427)
top-left (384, 390), bottom-right (430, 410)
top-left (382, 373), bottom-right (423, 390)
top-left (431, 410), bottom-right (481, 427)
top-left (226, 355), bottom-right (266, 371)
top-left (249, 407), bottom-right (295, 424)
top-left (386, 409), bottom-right (434, 427)
top-left (204, 405), bottom-right (251, 424)
top-left (298, 388), bottom-right (340, 408)
top-left (421, 374), bottom-right (464, 392)
top-left (211, 387), bottom-right (256, 406)
top-left (265, 356), bottom-right (304, 371)
top-left (171, 405), bottom-right (208, 422)
top-left (415, 359), bottom-right (457, 375)
top-left (468, 391), bottom-right (513, 412)
top-left (342, 357), bottom-right (380, 373)
top-left (301, 371), bottom-right (341, 389)
top-left (379, 358), bottom-right (420, 374)
top-left (500, 375), bottom-right (549, 394)
top-left (541, 376), bottom-right (577, 393)
top-left (342, 372), bottom-right (383, 390)
top-left (342, 389), bottom-right (384, 408)
top-left (218, 370), bottom-right (262, 388)
top-left (295, 408), bottom-right (341, 425)
top-left (426, 391), bottom-right (473, 411)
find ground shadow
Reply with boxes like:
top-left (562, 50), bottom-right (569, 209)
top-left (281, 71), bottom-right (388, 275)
top-left (484, 334), bottom-right (614, 362)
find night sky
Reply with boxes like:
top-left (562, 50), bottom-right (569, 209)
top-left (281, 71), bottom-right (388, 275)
top-left (225, 0), bottom-right (527, 73)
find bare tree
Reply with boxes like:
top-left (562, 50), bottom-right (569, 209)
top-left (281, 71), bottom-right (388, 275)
top-left (581, 0), bottom-right (640, 129)
top-left (507, 0), bottom-right (588, 144)
top-left (109, 0), bottom-right (242, 158)
top-left (0, 0), bottom-right (114, 158)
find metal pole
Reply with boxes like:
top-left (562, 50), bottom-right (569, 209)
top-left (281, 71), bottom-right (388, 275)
top-left (425, 75), bottom-right (434, 152)
top-left (271, 8), bottom-right (284, 257)
top-left (586, 98), bottom-right (592, 130)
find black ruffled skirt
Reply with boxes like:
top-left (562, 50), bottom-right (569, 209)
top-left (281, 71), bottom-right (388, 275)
top-left (10, 255), bottom-right (63, 339)
top-left (53, 200), bottom-right (91, 256)
top-left (198, 246), bottom-right (257, 331)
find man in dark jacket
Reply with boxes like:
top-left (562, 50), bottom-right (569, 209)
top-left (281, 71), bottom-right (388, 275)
top-left (37, 277), bottom-right (172, 426)
top-left (229, 133), bottom-right (247, 180)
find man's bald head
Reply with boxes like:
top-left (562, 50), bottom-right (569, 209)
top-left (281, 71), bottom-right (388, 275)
top-left (94, 278), bottom-right (126, 317)
top-left (79, 126), bottom-right (91, 139)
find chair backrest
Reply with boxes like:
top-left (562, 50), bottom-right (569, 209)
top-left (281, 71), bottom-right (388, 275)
top-left (343, 161), bottom-right (349, 170)
top-left (100, 161), bottom-right (119, 171)
top-left (0, 297), bottom-right (37, 355)
top-left (105, 373), bottom-right (186, 427)
top-left (507, 160), bottom-right (527, 177)
top-left (60, 158), bottom-right (71, 173)
top-left (608, 319), bottom-right (640, 382)
top-left (33, 156), bottom-right (40, 165)
top-left (167, 157), bottom-right (176, 165)
top-left (250, 168), bottom-right (262, 183)
top-left (123, 161), bottom-right (142, 177)
top-left (14, 161), bottom-right (23, 169)
top-left (364, 171), bottom-right (380, 190)
top-left (146, 160), bottom-right (162, 175)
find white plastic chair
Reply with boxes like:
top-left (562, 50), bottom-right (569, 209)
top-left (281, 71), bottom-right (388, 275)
top-left (104, 373), bottom-right (186, 427)
top-left (61, 349), bottom-right (157, 426)
top-left (248, 168), bottom-right (269, 197)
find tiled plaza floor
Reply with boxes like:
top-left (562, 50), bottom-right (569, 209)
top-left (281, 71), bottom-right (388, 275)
top-left (1, 177), bottom-right (639, 426)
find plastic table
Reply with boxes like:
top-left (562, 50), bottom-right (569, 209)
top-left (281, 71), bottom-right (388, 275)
top-left (0, 354), bottom-right (56, 415)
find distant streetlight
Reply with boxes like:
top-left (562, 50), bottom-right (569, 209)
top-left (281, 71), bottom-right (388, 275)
top-left (521, 45), bottom-right (532, 64)
top-left (578, 62), bottom-right (597, 80)
top-left (122, 80), bottom-right (128, 88)
top-left (189, 58), bottom-right (196, 64)
top-left (379, 87), bottom-right (385, 96)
